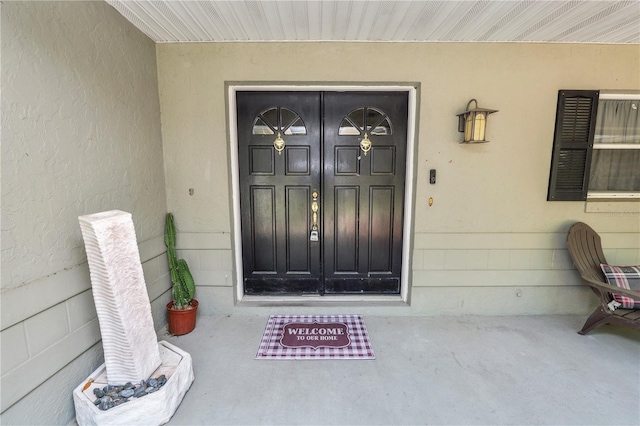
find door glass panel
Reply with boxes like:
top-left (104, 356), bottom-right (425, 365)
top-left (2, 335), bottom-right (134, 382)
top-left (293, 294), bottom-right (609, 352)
top-left (284, 117), bottom-right (307, 135)
top-left (339, 118), bottom-right (361, 135)
top-left (348, 108), bottom-right (365, 130)
top-left (370, 117), bottom-right (392, 135)
top-left (280, 108), bottom-right (297, 131)
top-left (253, 117), bottom-right (275, 135)
top-left (366, 108), bottom-right (383, 131)
top-left (339, 107), bottom-right (393, 136)
top-left (262, 108), bottom-right (278, 130)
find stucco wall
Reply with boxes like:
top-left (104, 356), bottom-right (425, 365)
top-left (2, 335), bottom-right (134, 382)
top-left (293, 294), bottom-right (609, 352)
top-left (156, 42), bottom-right (640, 314)
top-left (1, 2), bottom-right (169, 424)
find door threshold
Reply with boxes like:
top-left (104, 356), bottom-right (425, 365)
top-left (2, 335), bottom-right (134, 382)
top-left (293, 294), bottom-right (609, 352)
top-left (237, 294), bottom-right (407, 307)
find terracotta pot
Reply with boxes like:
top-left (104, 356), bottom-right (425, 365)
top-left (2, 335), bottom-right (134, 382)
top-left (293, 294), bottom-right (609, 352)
top-left (167, 299), bottom-right (198, 335)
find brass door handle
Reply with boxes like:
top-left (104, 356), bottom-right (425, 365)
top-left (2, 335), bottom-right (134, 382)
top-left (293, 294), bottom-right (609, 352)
top-left (310, 191), bottom-right (319, 241)
top-left (311, 201), bottom-right (319, 230)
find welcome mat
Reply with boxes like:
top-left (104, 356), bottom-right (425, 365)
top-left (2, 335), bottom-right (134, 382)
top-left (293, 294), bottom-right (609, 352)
top-left (256, 315), bottom-right (375, 360)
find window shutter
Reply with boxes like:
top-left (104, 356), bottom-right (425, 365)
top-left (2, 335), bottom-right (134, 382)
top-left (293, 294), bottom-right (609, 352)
top-left (547, 90), bottom-right (599, 201)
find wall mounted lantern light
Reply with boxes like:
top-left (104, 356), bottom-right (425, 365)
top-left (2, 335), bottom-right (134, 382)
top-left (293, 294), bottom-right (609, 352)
top-left (456, 99), bottom-right (498, 143)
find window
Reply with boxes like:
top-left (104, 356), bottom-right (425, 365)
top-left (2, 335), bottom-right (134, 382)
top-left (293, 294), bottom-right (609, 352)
top-left (339, 107), bottom-right (392, 136)
top-left (252, 107), bottom-right (307, 136)
top-left (547, 90), bottom-right (640, 201)
top-left (588, 95), bottom-right (640, 198)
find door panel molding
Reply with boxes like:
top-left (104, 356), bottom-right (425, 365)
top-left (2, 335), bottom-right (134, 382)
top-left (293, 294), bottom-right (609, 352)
top-left (333, 186), bottom-right (360, 273)
top-left (228, 83), bottom-right (419, 303)
top-left (285, 186), bottom-right (311, 273)
top-left (369, 186), bottom-right (394, 272)
top-left (250, 186), bottom-right (276, 273)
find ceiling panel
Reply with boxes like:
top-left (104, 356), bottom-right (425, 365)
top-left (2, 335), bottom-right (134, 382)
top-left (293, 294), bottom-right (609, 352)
top-left (105, 0), bottom-right (640, 44)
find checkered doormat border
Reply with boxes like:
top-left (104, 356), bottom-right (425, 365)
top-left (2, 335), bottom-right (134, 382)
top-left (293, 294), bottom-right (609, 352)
top-left (256, 315), bottom-right (375, 360)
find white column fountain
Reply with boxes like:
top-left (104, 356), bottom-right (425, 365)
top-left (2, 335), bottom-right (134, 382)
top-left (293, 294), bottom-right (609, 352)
top-left (73, 210), bottom-right (194, 426)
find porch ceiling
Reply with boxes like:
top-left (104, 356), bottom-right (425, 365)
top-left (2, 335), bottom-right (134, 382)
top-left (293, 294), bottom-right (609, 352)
top-left (105, 0), bottom-right (640, 44)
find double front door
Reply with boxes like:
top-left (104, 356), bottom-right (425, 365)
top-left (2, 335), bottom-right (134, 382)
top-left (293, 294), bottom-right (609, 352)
top-left (237, 91), bottom-right (408, 295)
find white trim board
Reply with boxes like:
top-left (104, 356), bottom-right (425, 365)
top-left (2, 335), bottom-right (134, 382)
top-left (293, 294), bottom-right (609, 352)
top-left (227, 83), bottom-right (419, 304)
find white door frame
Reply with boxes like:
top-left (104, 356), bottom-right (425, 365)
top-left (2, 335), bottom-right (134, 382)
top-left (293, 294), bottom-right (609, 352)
top-left (227, 83), bottom-right (418, 303)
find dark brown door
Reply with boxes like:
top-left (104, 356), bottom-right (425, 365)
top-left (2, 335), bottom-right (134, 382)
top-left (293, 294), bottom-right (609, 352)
top-left (237, 91), bottom-right (407, 295)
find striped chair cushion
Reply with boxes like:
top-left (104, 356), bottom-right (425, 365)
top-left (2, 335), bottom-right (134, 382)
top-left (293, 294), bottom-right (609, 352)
top-left (600, 264), bottom-right (640, 309)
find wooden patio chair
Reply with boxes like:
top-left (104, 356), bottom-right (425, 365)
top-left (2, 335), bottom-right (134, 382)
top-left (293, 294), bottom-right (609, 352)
top-left (566, 222), bottom-right (640, 335)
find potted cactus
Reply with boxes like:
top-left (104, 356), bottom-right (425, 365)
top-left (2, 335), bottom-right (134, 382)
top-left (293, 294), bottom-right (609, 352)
top-left (164, 213), bottom-right (197, 335)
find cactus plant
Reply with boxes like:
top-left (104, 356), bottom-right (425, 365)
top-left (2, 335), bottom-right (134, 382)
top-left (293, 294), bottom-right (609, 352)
top-left (164, 213), bottom-right (195, 310)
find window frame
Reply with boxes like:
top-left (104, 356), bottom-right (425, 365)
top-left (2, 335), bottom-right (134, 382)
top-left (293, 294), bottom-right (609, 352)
top-left (587, 92), bottom-right (640, 200)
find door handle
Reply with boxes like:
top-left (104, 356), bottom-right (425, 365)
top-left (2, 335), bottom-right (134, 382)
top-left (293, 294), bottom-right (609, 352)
top-left (310, 191), bottom-right (319, 241)
top-left (311, 201), bottom-right (319, 230)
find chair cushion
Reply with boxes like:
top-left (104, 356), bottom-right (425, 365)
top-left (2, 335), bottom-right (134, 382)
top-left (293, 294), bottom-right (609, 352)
top-left (600, 264), bottom-right (640, 309)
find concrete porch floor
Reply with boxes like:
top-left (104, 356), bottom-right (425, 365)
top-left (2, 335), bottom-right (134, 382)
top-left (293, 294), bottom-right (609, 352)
top-left (161, 315), bottom-right (639, 426)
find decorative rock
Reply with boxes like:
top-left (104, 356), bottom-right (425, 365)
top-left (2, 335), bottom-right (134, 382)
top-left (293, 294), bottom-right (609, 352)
top-left (114, 398), bottom-right (127, 407)
top-left (85, 372), bottom-right (174, 413)
top-left (98, 396), bottom-right (113, 411)
top-left (132, 385), bottom-right (147, 398)
top-left (120, 389), bottom-right (135, 399)
top-left (157, 375), bottom-right (167, 386)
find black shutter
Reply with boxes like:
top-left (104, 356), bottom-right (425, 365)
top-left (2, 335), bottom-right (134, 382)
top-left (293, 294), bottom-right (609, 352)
top-left (547, 90), bottom-right (599, 201)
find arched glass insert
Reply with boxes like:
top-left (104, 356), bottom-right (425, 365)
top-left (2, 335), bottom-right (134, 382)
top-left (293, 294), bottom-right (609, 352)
top-left (253, 117), bottom-right (275, 135)
top-left (339, 107), bottom-right (392, 136)
top-left (252, 107), bottom-right (307, 136)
